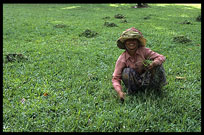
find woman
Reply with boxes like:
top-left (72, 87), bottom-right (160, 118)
top-left (112, 27), bottom-right (167, 102)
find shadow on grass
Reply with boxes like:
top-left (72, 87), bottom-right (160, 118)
top-left (124, 87), bottom-right (168, 104)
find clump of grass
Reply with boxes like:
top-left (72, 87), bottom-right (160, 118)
top-left (120, 19), bottom-right (128, 23)
top-left (131, 3), bottom-right (149, 8)
top-left (179, 20), bottom-right (192, 25)
top-left (196, 15), bottom-right (201, 22)
top-left (143, 59), bottom-right (152, 69)
top-left (79, 29), bottom-right (98, 38)
top-left (104, 22), bottom-right (118, 27)
top-left (102, 16), bottom-right (110, 20)
top-left (5, 53), bottom-right (28, 63)
top-left (173, 35), bottom-right (192, 44)
top-left (114, 14), bottom-right (125, 19)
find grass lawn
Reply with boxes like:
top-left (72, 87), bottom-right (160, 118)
top-left (3, 4), bottom-right (201, 132)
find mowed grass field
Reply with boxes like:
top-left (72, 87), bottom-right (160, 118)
top-left (3, 4), bottom-right (201, 132)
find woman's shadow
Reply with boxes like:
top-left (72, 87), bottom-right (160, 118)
top-left (123, 87), bottom-right (168, 104)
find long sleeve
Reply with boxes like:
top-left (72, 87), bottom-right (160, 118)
top-left (112, 54), bottom-right (126, 92)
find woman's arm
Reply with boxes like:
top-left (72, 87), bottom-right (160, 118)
top-left (144, 47), bottom-right (166, 66)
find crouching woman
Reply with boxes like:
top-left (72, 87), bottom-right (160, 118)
top-left (112, 27), bottom-right (167, 102)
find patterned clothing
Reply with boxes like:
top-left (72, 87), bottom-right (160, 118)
top-left (121, 65), bottom-right (167, 94)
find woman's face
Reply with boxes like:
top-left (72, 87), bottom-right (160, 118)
top-left (125, 39), bottom-right (139, 51)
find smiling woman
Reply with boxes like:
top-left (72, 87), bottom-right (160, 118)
top-left (112, 27), bottom-right (167, 101)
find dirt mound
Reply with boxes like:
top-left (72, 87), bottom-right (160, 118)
top-left (179, 20), bottom-right (192, 25)
top-left (79, 29), bottom-right (98, 38)
top-left (104, 22), bottom-right (118, 27)
top-left (131, 3), bottom-right (149, 8)
top-left (173, 35), bottom-right (192, 44)
top-left (196, 15), bottom-right (201, 22)
top-left (5, 53), bottom-right (28, 62)
top-left (102, 16), bottom-right (111, 20)
top-left (120, 19), bottom-right (128, 23)
top-left (114, 14), bottom-right (125, 19)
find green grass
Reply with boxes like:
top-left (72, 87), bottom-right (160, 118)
top-left (3, 4), bottom-right (201, 132)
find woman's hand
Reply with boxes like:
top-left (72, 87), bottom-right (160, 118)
top-left (118, 91), bottom-right (126, 102)
top-left (148, 61), bottom-right (156, 70)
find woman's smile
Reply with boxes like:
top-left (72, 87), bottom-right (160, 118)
top-left (125, 39), bottom-right (139, 50)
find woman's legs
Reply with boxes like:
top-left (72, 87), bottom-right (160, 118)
top-left (121, 65), bottom-right (167, 94)
top-left (122, 68), bottom-right (142, 94)
top-left (148, 64), bottom-right (167, 90)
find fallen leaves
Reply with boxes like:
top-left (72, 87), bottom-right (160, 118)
top-left (43, 93), bottom-right (48, 96)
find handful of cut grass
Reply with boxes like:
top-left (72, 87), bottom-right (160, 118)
top-left (143, 59), bottom-right (152, 67)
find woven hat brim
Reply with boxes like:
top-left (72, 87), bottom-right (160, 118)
top-left (117, 37), bottom-right (147, 49)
